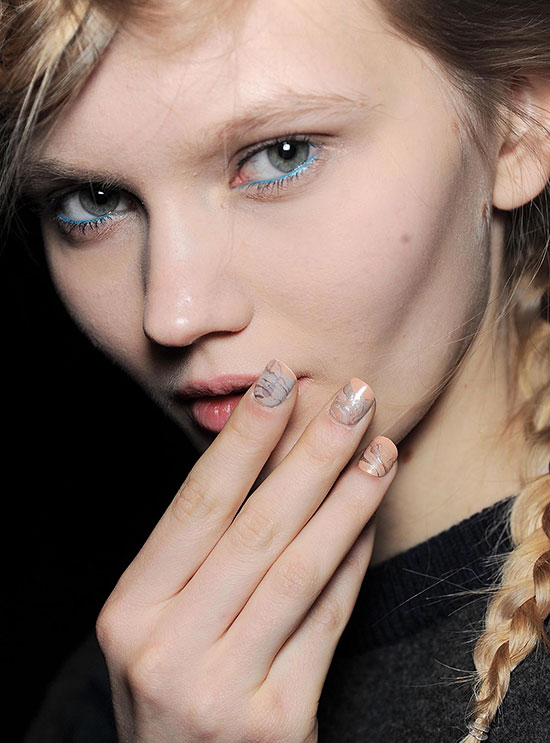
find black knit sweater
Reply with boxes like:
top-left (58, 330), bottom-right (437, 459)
top-left (25, 496), bottom-right (550, 742)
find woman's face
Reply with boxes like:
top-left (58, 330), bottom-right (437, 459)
top-left (33, 0), bottom-right (496, 467)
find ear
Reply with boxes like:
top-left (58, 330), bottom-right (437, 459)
top-left (493, 75), bottom-right (550, 211)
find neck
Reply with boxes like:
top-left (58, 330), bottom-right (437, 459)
top-left (370, 282), bottom-right (527, 567)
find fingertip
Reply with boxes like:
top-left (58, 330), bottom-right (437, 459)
top-left (251, 359), bottom-right (298, 408)
top-left (357, 436), bottom-right (398, 478)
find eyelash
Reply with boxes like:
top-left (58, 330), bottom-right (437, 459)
top-left (233, 134), bottom-right (322, 194)
top-left (50, 213), bottom-right (115, 236)
top-left (43, 182), bottom-right (129, 237)
top-left (43, 134), bottom-right (324, 238)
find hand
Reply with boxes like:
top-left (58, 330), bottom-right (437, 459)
top-left (96, 359), bottom-right (398, 742)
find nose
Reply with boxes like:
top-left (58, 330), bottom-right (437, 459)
top-left (142, 215), bottom-right (253, 347)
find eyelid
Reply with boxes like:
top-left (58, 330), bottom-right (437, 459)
top-left (234, 132), bottom-right (322, 170)
top-left (58, 188), bottom-right (133, 218)
top-left (230, 133), bottom-right (328, 196)
top-left (38, 183), bottom-right (140, 242)
top-left (44, 179), bottom-right (128, 206)
top-left (45, 184), bottom-right (139, 225)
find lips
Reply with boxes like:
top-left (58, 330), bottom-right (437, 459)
top-left (190, 392), bottom-right (247, 433)
top-left (175, 374), bottom-right (260, 400)
top-left (179, 371), bottom-right (308, 434)
top-left (174, 374), bottom-right (257, 433)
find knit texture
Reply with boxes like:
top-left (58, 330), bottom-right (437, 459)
top-left (25, 497), bottom-right (550, 742)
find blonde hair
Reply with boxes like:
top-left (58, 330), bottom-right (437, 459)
top-left (0, 1), bottom-right (115, 230)
top-left (1, 1), bottom-right (549, 740)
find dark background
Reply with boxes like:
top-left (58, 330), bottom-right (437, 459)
top-left (3, 215), bottom-right (198, 737)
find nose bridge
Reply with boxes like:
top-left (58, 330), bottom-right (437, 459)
top-left (142, 209), bottom-right (252, 347)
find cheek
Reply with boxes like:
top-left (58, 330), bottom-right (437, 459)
top-left (43, 226), bottom-right (146, 373)
top-left (242, 132), bottom-right (491, 411)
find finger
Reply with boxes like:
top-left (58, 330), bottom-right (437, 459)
top-left (176, 379), bottom-right (376, 638)
top-left (113, 359), bottom-right (298, 604)
top-left (264, 522), bottom-right (377, 709)
top-left (219, 437), bottom-right (397, 681)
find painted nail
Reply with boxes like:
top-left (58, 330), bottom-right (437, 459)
top-left (358, 436), bottom-right (398, 477)
top-left (329, 378), bottom-right (375, 427)
top-left (253, 359), bottom-right (297, 407)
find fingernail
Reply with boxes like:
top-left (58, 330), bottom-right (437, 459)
top-left (358, 436), bottom-right (398, 477)
top-left (253, 359), bottom-right (297, 407)
top-left (329, 378), bottom-right (375, 427)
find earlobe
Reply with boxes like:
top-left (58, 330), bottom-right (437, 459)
top-left (493, 75), bottom-right (550, 211)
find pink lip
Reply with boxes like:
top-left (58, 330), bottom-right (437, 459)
top-left (176, 374), bottom-right (261, 400)
top-left (190, 392), bottom-right (248, 432)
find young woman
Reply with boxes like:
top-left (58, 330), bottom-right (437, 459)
top-left (2, 0), bottom-right (549, 741)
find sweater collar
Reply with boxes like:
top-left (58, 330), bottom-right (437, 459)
top-left (339, 496), bottom-right (516, 653)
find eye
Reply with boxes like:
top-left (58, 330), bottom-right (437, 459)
top-left (55, 184), bottom-right (133, 224)
top-left (231, 137), bottom-right (321, 189)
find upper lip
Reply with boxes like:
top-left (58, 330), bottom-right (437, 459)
top-left (173, 373), bottom-right (269, 400)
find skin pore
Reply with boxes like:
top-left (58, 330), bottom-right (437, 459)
top-left (29, 0), bottom-right (528, 565)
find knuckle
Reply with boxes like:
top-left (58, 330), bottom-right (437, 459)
top-left (171, 475), bottom-right (217, 524)
top-left (250, 685), bottom-right (285, 738)
top-left (226, 413), bottom-right (265, 455)
top-left (343, 536), bottom-right (372, 576)
top-left (127, 641), bottom-right (172, 704)
top-left (231, 504), bottom-right (277, 553)
top-left (296, 431), bottom-right (334, 469)
top-left (248, 685), bottom-right (308, 743)
top-left (242, 712), bottom-right (282, 743)
top-left (128, 651), bottom-right (228, 737)
top-left (272, 556), bottom-right (318, 600)
top-left (308, 591), bottom-right (348, 632)
top-left (95, 605), bottom-right (115, 655)
top-left (95, 597), bottom-right (127, 658)
top-left (181, 682), bottom-right (230, 739)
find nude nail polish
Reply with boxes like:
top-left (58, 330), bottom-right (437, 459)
top-left (358, 436), bottom-right (398, 477)
top-left (329, 378), bottom-right (375, 426)
top-left (253, 359), bottom-right (297, 407)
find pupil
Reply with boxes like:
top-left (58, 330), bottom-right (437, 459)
top-left (90, 186), bottom-right (110, 205)
top-left (267, 140), bottom-right (310, 174)
top-left (279, 141), bottom-right (296, 160)
top-left (79, 185), bottom-right (120, 216)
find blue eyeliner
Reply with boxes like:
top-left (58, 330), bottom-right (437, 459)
top-left (233, 152), bottom-right (320, 189)
top-left (52, 212), bottom-right (114, 235)
top-left (57, 214), bottom-right (110, 224)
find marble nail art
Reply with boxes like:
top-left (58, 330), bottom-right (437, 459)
top-left (358, 438), bottom-right (398, 477)
top-left (253, 359), bottom-right (297, 407)
top-left (329, 378), bottom-right (375, 426)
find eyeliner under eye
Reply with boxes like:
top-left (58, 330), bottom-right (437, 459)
top-left (46, 183), bottom-right (137, 238)
top-left (231, 135), bottom-right (324, 193)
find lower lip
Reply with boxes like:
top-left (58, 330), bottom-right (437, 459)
top-left (190, 392), bottom-right (247, 432)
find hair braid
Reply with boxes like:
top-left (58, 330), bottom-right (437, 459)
top-left (461, 313), bottom-right (550, 741)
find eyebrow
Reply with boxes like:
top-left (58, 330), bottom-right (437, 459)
top-left (21, 162), bottom-right (127, 200)
top-left (22, 90), bottom-right (372, 196)
top-left (207, 90), bottom-right (371, 141)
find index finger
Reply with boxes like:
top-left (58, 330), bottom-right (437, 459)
top-left (113, 359), bottom-right (298, 604)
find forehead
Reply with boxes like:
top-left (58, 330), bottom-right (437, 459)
top-left (119, 0), bottom-right (390, 74)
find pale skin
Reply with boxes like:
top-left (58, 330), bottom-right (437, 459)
top-left (26, 0), bottom-right (550, 740)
